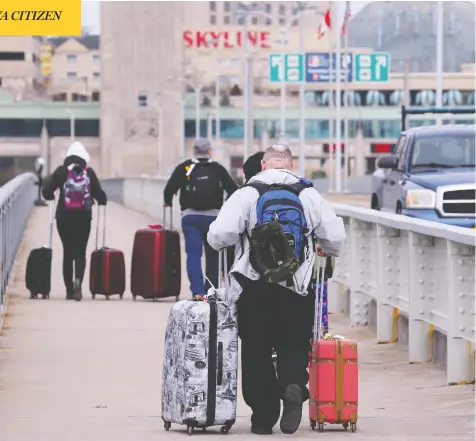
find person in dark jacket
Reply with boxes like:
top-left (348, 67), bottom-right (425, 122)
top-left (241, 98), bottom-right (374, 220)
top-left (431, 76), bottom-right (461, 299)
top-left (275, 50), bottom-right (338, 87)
top-left (42, 141), bottom-right (107, 301)
top-left (164, 138), bottom-right (238, 297)
top-left (243, 151), bottom-right (265, 184)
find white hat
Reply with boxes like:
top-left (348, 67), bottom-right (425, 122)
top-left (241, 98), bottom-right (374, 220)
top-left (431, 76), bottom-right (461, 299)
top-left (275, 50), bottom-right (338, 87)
top-left (66, 141), bottom-right (90, 163)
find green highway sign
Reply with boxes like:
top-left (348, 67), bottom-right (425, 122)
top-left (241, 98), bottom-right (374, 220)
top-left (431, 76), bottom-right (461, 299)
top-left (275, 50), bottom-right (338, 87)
top-left (268, 53), bottom-right (304, 83)
top-left (355, 53), bottom-right (390, 82)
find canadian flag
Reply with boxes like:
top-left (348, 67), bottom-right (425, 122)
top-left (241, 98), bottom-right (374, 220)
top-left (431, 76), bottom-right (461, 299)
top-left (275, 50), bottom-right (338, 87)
top-left (317, 9), bottom-right (331, 39)
top-left (317, 2), bottom-right (352, 39)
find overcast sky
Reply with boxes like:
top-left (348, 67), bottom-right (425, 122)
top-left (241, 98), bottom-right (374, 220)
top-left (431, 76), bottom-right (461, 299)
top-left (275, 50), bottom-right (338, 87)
top-left (81, 1), bottom-right (371, 34)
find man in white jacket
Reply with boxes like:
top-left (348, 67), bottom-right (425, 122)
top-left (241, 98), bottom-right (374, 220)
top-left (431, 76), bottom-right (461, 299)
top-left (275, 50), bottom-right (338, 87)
top-left (207, 145), bottom-right (346, 436)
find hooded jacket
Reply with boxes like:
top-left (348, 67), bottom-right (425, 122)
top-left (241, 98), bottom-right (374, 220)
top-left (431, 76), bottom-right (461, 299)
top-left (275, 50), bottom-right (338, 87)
top-left (207, 169), bottom-right (346, 302)
top-left (42, 142), bottom-right (107, 220)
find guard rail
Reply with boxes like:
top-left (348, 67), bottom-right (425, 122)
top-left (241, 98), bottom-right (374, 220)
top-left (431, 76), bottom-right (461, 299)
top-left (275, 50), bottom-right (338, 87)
top-left (0, 173), bottom-right (36, 315)
top-left (101, 176), bottom-right (475, 385)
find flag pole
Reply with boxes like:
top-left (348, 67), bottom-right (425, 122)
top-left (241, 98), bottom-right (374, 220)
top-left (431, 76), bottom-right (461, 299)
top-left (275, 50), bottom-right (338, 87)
top-left (334, 1), bottom-right (342, 193)
top-left (343, 1), bottom-right (350, 193)
top-left (327, 1), bottom-right (334, 193)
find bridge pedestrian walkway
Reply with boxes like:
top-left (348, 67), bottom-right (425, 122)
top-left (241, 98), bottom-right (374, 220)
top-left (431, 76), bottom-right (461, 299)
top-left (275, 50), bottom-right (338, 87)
top-left (0, 202), bottom-right (474, 441)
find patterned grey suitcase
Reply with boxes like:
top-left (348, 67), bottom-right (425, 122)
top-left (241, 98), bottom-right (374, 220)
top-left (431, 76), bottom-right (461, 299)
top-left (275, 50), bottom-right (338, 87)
top-left (161, 252), bottom-right (238, 435)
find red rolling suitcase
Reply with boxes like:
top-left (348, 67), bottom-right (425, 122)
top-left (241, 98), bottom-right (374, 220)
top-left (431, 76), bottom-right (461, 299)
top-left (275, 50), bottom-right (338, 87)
top-left (130, 207), bottom-right (181, 302)
top-left (89, 206), bottom-right (126, 300)
top-left (309, 256), bottom-right (359, 433)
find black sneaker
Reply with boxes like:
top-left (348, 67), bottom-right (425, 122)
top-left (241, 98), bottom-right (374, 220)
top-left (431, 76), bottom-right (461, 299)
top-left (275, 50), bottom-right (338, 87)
top-left (73, 279), bottom-right (82, 302)
top-left (280, 384), bottom-right (303, 435)
top-left (251, 425), bottom-right (273, 435)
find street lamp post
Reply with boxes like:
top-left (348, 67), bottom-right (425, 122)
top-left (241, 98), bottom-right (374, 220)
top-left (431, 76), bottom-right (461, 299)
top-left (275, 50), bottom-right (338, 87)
top-left (168, 77), bottom-right (202, 139)
top-left (435, 1), bottom-right (444, 125)
top-left (279, 27), bottom-right (286, 138)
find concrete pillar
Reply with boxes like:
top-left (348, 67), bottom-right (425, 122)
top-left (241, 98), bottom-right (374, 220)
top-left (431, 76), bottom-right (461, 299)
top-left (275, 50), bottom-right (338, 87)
top-left (100, 2), bottom-right (184, 177)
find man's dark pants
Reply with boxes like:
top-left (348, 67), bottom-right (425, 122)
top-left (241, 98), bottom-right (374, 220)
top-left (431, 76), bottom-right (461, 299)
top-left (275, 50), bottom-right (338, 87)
top-left (182, 214), bottom-right (234, 296)
top-left (236, 277), bottom-right (315, 429)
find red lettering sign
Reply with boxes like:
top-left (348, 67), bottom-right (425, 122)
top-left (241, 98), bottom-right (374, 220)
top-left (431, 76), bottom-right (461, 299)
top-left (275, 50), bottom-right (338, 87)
top-left (183, 30), bottom-right (271, 49)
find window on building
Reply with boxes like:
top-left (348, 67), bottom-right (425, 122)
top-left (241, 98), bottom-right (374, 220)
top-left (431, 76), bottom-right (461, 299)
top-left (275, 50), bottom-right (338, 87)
top-left (210, 15), bottom-right (216, 25)
top-left (237, 16), bottom-right (245, 25)
top-left (138, 91), bottom-right (148, 107)
top-left (224, 1), bottom-right (231, 12)
top-left (209, 1), bottom-right (216, 12)
top-left (224, 15), bottom-right (231, 25)
top-left (252, 16), bottom-right (258, 25)
top-left (266, 17), bottom-right (272, 25)
top-left (51, 93), bottom-right (67, 102)
top-left (72, 93), bottom-right (87, 102)
top-left (66, 54), bottom-right (76, 63)
top-left (92, 92), bottom-right (100, 102)
top-left (265, 3), bottom-right (272, 13)
top-left (279, 17), bottom-right (286, 26)
top-left (67, 72), bottom-right (77, 80)
top-left (0, 51), bottom-right (25, 61)
top-left (93, 54), bottom-right (100, 64)
top-left (279, 4), bottom-right (286, 15)
top-left (93, 72), bottom-right (100, 80)
top-left (32, 54), bottom-right (40, 64)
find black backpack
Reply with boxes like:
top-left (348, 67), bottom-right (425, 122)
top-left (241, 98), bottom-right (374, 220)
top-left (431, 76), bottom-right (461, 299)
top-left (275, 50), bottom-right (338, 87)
top-left (185, 159), bottom-right (223, 210)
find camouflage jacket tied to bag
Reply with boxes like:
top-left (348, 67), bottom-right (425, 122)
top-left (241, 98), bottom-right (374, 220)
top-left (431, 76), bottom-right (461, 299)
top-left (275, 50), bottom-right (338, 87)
top-left (248, 220), bottom-right (301, 284)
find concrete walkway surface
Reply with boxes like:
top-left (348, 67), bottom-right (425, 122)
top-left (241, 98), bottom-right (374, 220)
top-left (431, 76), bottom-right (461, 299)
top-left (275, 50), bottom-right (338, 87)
top-left (0, 202), bottom-right (474, 441)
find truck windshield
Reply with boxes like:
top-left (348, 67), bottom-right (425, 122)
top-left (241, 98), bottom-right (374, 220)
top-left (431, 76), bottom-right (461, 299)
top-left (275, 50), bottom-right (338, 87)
top-left (410, 132), bottom-right (475, 170)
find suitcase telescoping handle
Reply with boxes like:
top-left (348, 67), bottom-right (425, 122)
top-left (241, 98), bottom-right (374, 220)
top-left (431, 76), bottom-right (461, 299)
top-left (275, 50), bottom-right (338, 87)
top-left (217, 248), bottom-right (229, 297)
top-left (162, 206), bottom-right (173, 229)
top-left (95, 205), bottom-right (106, 250)
top-left (47, 200), bottom-right (55, 249)
top-left (312, 255), bottom-right (326, 345)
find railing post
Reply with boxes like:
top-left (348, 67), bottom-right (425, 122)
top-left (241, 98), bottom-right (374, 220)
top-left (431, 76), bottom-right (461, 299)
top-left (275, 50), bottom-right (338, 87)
top-left (349, 218), bottom-right (371, 327)
top-left (329, 216), bottom-right (351, 315)
top-left (375, 224), bottom-right (400, 343)
top-left (408, 231), bottom-right (434, 363)
top-left (447, 240), bottom-right (475, 385)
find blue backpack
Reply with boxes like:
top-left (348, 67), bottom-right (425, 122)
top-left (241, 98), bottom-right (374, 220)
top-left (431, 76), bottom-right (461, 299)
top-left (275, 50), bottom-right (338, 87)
top-left (245, 180), bottom-right (314, 284)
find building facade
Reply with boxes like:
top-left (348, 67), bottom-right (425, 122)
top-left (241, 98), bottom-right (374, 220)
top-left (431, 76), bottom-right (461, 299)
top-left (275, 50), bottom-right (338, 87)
top-left (0, 36), bottom-right (44, 100)
top-left (100, 1), bottom-right (184, 177)
top-left (47, 36), bottom-right (101, 102)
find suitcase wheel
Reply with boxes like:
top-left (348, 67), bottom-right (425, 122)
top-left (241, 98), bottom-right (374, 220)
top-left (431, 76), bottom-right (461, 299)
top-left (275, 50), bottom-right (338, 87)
top-left (42, 294), bottom-right (49, 299)
top-left (132, 295), bottom-right (137, 302)
top-left (220, 425), bottom-right (231, 434)
top-left (187, 426), bottom-right (194, 436)
top-left (106, 295), bottom-right (110, 301)
top-left (163, 421), bottom-right (171, 431)
top-left (318, 423), bottom-right (324, 432)
top-left (175, 295), bottom-right (180, 302)
top-left (350, 423), bottom-right (357, 433)
top-left (92, 294), bottom-right (96, 300)
top-left (119, 293), bottom-right (124, 300)
top-left (310, 420), bottom-right (316, 431)
top-left (30, 292), bottom-right (38, 299)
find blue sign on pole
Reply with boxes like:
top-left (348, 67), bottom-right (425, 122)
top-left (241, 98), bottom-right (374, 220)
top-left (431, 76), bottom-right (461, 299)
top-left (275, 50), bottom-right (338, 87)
top-left (305, 53), bottom-right (353, 83)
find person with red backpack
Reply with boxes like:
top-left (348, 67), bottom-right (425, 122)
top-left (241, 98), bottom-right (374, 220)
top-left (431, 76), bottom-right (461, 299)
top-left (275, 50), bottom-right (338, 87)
top-left (42, 141), bottom-right (107, 301)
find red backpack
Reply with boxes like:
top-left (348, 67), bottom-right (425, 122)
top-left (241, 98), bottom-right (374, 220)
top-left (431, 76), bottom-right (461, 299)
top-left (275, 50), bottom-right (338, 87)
top-left (63, 165), bottom-right (93, 210)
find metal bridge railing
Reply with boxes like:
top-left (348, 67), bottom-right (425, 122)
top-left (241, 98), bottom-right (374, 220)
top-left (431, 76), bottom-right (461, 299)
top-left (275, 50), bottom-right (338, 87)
top-left (0, 173), bottom-right (36, 315)
top-left (102, 176), bottom-right (475, 385)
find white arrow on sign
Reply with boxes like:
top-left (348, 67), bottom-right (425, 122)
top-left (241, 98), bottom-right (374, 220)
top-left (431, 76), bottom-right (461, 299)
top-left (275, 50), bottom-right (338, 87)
top-left (375, 55), bottom-right (387, 80)
top-left (271, 56), bottom-right (282, 68)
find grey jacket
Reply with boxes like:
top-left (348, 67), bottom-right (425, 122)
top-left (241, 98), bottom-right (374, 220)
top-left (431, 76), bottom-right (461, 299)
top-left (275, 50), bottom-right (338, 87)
top-left (207, 169), bottom-right (346, 302)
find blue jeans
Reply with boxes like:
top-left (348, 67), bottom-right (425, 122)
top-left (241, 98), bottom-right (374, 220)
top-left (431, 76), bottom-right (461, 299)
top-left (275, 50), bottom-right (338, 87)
top-left (181, 214), bottom-right (219, 296)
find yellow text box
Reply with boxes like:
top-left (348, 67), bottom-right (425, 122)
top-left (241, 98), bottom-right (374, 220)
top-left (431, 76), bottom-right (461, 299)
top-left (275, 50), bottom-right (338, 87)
top-left (0, 0), bottom-right (81, 36)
